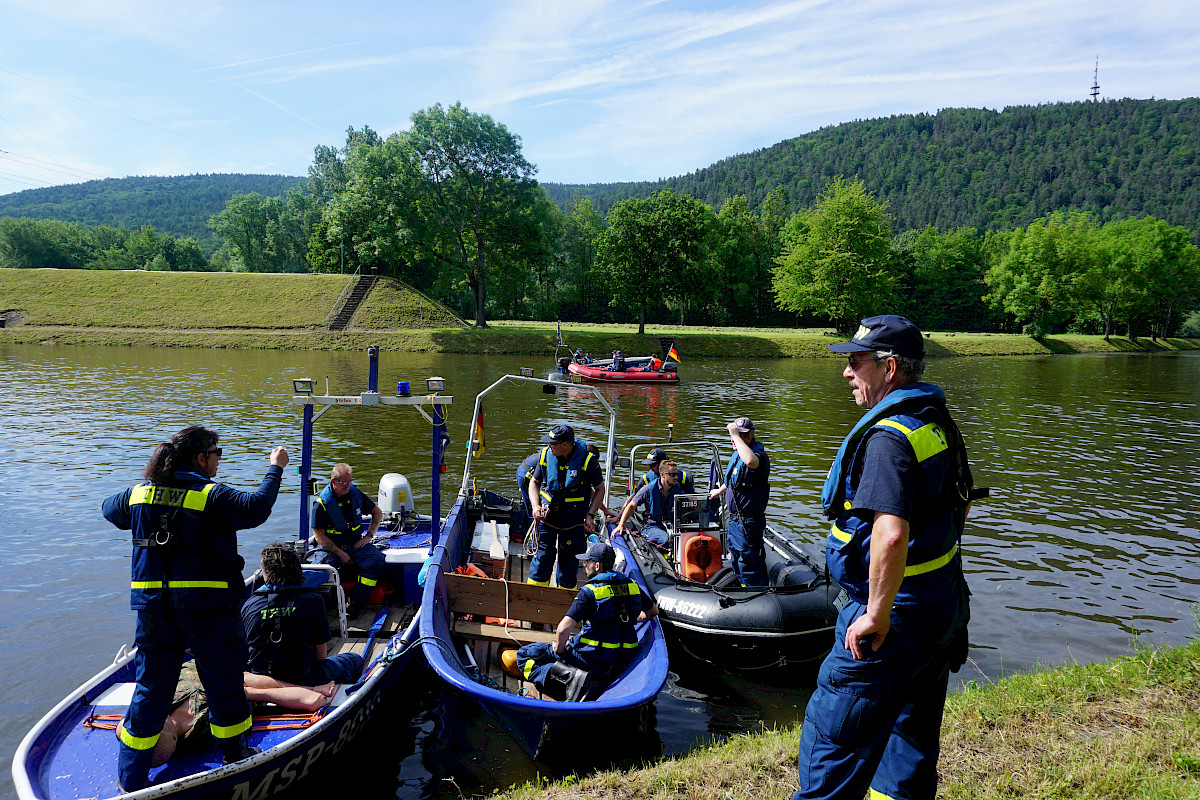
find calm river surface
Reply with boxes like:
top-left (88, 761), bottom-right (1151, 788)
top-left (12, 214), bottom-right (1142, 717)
top-left (2, 344), bottom-right (1198, 799)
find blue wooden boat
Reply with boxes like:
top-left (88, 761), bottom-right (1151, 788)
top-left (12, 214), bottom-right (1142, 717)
top-left (12, 349), bottom-right (452, 800)
top-left (419, 373), bottom-right (670, 758)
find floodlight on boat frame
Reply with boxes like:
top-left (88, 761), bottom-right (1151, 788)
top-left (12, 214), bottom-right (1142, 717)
top-left (426, 376), bottom-right (446, 393)
top-left (520, 367), bottom-right (534, 377)
top-left (292, 377), bottom-right (315, 395)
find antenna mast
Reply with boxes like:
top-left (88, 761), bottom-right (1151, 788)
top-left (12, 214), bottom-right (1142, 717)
top-left (1090, 56), bottom-right (1100, 102)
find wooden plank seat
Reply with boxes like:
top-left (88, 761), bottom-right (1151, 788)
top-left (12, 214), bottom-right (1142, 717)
top-left (445, 573), bottom-right (579, 646)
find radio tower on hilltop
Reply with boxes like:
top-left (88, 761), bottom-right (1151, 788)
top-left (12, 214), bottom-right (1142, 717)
top-left (1090, 56), bottom-right (1100, 102)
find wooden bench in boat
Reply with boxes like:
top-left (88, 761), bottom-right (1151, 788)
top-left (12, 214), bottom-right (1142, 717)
top-left (445, 573), bottom-right (578, 646)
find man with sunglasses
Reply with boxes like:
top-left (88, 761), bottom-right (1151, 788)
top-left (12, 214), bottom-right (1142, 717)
top-left (614, 459), bottom-right (684, 547)
top-left (795, 315), bottom-right (976, 800)
top-left (102, 426), bottom-right (288, 792)
top-left (312, 463), bottom-right (384, 615)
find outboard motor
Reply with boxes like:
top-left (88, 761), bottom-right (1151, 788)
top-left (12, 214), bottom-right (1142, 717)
top-left (378, 473), bottom-right (415, 516)
top-left (557, 356), bottom-right (572, 373)
top-left (662, 362), bottom-right (678, 373)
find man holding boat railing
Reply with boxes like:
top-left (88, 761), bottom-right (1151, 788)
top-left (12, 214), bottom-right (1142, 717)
top-left (795, 315), bottom-right (978, 800)
top-left (527, 424), bottom-right (606, 589)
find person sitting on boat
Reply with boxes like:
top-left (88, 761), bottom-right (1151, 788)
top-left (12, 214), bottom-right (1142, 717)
top-left (650, 355), bottom-right (663, 371)
top-left (509, 541), bottom-right (657, 700)
top-left (607, 350), bottom-right (626, 372)
top-left (572, 348), bottom-right (590, 364)
top-left (312, 463), bottom-right (384, 616)
top-left (101, 426), bottom-right (288, 792)
top-left (707, 417), bottom-right (771, 587)
top-left (243, 543), bottom-right (365, 688)
top-left (139, 662), bottom-right (339, 772)
top-left (528, 424), bottom-right (606, 589)
top-left (639, 447), bottom-right (695, 493)
top-left (615, 460), bottom-right (684, 548)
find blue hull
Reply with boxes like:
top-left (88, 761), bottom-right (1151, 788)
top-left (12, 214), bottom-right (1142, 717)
top-left (419, 497), bottom-right (669, 757)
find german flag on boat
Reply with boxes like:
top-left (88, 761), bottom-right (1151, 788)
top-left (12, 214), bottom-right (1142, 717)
top-left (666, 344), bottom-right (681, 363)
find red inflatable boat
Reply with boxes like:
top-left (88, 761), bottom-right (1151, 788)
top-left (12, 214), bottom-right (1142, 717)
top-left (567, 361), bottom-right (680, 384)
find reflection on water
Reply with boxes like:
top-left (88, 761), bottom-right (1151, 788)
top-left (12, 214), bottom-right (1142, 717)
top-left (1, 344), bottom-right (1198, 798)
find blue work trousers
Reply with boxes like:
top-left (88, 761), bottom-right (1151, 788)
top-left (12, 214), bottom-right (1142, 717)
top-left (310, 652), bottom-right (365, 685)
top-left (795, 594), bottom-right (967, 800)
top-left (321, 541), bottom-right (385, 605)
top-left (642, 523), bottom-right (669, 547)
top-left (529, 518), bottom-right (584, 588)
top-left (728, 515), bottom-right (768, 587)
top-left (118, 607), bottom-right (250, 792)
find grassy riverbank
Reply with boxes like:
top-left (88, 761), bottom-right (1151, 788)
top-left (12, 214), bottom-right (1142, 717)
top-left (2, 269), bottom-right (1197, 357)
top-left (491, 639), bottom-right (1200, 800)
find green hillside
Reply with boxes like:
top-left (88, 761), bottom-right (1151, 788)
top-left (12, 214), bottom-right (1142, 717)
top-left (543, 98), bottom-right (1200, 235)
top-left (0, 173), bottom-right (306, 253)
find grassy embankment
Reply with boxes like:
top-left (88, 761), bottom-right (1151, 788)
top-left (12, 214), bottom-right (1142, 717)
top-left (490, 640), bottom-right (1200, 800)
top-left (2, 269), bottom-right (1197, 356)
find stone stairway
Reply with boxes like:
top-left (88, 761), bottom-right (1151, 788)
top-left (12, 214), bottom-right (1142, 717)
top-left (328, 275), bottom-right (376, 331)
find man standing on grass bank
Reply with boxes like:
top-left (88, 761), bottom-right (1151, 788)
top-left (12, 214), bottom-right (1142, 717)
top-left (796, 315), bottom-right (979, 800)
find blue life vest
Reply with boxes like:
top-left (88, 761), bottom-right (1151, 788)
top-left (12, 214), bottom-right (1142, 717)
top-left (125, 470), bottom-right (243, 610)
top-left (537, 441), bottom-right (593, 519)
top-left (567, 571), bottom-right (643, 669)
top-left (243, 585), bottom-right (317, 684)
top-left (823, 382), bottom-right (967, 607)
top-left (641, 477), bottom-right (682, 525)
top-left (317, 484), bottom-right (368, 547)
top-left (516, 451), bottom-right (540, 510)
top-left (722, 441), bottom-right (770, 515)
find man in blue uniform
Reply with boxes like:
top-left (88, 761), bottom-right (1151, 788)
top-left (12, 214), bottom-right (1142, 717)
top-left (638, 447), bottom-right (696, 493)
top-left (795, 315), bottom-right (975, 800)
top-left (707, 417), bottom-right (771, 587)
top-left (615, 459), bottom-right (683, 547)
top-left (527, 424), bottom-right (606, 589)
top-left (516, 450), bottom-right (541, 516)
top-left (242, 543), bottom-right (364, 687)
top-left (312, 462), bottom-right (384, 615)
top-left (102, 426), bottom-right (288, 792)
top-left (510, 540), bottom-right (658, 698)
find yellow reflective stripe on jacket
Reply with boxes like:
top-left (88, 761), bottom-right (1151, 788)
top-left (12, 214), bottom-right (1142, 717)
top-left (522, 657), bottom-right (536, 679)
top-left (130, 580), bottom-right (230, 590)
top-left (830, 521), bottom-right (852, 543)
top-left (904, 542), bottom-right (959, 578)
top-left (578, 637), bottom-right (639, 649)
top-left (358, 575), bottom-right (378, 587)
top-left (563, 496), bottom-right (585, 503)
top-left (129, 482), bottom-right (215, 511)
top-left (586, 582), bottom-right (640, 600)
top-left (874, 419), bottom-right (948, 463)
top-left (209, 715), bottom-right (252, 740)
top-left (117, 722), bottom-right (160, 750)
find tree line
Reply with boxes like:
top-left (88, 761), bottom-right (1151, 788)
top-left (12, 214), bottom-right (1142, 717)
top-left (3, 101), bottom-right (1199, 337)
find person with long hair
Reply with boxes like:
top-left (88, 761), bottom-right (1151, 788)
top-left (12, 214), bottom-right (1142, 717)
top-left (102, 425), bottom-right (288, 793)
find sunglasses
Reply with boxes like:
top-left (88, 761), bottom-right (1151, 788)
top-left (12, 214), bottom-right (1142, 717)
top-left (847, 354), bottom-right (889, 369)
top-left (662, 471), bottom-right (680, 477)
top-left (332, 478), bottom-right (353, 486)
top-left (205, 447), bottom-right (223, 457)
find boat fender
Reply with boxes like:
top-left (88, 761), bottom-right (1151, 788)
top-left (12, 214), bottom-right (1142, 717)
top-left (499, 647), bottom-right (522, 678)
top-left (417, 553), bottom-right (436, 587)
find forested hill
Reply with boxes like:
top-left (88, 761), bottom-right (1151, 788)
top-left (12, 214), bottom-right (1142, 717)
top-left (543, 98), bottom-right (1200, 234)
top-left (0, 173), bottom-right (304, 252)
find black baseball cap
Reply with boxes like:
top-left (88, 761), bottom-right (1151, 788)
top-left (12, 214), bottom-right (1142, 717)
top-left (541, 423), bottom-right (575, 444)
top-left (641, 447), bottom-right (669, 465)
top-left (577, 540), bottom-right (616, 569)
top-left (827, 315), bottom-right (925, 360)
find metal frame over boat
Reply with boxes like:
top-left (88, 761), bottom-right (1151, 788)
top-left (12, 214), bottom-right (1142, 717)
top-left (418, 373), bottom-right (670, 758)
top-left (12, 349), bottom-right (450, 800)
top-left (620, 441), bottom-right (845, 672)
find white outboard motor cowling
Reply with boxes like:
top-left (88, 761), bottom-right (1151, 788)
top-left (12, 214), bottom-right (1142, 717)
top-left (378, 473), bottom-right (415, 515)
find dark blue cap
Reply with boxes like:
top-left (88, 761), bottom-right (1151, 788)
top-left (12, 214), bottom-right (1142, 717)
top-left (828, 315), bottom-right (924, 360)
top-left (577, 540), bottom-right (615, 568)
top-left (642, 447), bottom-right (669, 465)
top-left (541, 423), bottom-right (575, 444)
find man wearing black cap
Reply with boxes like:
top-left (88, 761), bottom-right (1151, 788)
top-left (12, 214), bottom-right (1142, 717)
top-left (707, 416), bottom-right (771, 587)
top-left (507, 540), bottom-right (657, 699)
top-left (528, 424), bottom-right (606, 589)
top-left (795, 314), bottom-right (977, 800)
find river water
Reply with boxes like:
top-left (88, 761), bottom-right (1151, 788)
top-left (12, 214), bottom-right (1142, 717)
top-left (2, 344), bottom-right (1198, 799)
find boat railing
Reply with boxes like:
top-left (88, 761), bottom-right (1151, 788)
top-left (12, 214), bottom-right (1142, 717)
top-left (460, 373), bottom-right (617, 515)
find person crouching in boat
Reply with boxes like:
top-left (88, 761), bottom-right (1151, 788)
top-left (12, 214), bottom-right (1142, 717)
top-left (615, 460), bottom-right (683, 548)
top-left (607, 350), bottom-right (626, 372)
top-left (243, 543), bottom-right (365, 688)
top-left (101, 426), bottom-right (288, 793)
top-left (508, 541), bottom-right (657, 700)
top-left (312, 463), bottom-right (384, 617)
top-left (527, 424), bottom-right (606, 589)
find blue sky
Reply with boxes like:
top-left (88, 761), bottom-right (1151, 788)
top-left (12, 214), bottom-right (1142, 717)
top-left (1, 0), bottom-right (1197, 195)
